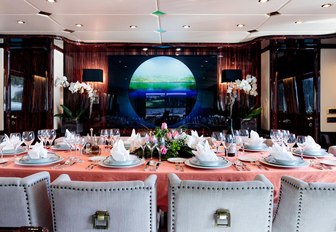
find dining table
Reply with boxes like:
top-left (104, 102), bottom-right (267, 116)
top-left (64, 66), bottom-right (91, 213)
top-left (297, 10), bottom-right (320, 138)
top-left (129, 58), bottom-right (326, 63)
top-left (0, 147), bottom-right (336, 212)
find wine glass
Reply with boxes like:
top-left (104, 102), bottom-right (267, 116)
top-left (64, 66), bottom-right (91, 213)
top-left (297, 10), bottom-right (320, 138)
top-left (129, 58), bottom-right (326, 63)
top-left (140, 132), bottom-right (149, 160)
top-left (146, 135), bottom-right (157, 160)
top-left (156, 137), bottom-right (165, 162)
top-left (112, 128), bottom-right (120, 143)
top-left (0, 135), bottom-right (8, 162)
top-left (287, 133), bottom-right (296, 152)
top-left (239, 129), bottom-right (249, 154)
top-left (296, 135), bottom-right (306, 159)
top-left (270, 129), bottom-right (281, 145)
top-left (225, 134), bottom-right (234, 157)
top-left (100, 129), bottom-right (108, 150)
top-left (49, 129), bottom-right (57, 147)
top-left (211, 131), bottom-right (223, 153)
top-left (22, 131), bottom-right (35, 150)
top-left (281, 130), bottom-right (290, 147)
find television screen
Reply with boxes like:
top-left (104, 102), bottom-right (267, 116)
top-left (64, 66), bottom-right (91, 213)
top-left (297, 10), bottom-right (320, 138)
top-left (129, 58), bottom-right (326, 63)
top-left (108, 55), bottom-right (218, 129)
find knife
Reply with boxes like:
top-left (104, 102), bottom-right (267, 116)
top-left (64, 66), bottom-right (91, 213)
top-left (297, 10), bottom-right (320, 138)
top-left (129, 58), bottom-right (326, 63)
top-left (144, 161), bottom-right (150, 171)
top-left (156, 162), bottom-right (161, 170)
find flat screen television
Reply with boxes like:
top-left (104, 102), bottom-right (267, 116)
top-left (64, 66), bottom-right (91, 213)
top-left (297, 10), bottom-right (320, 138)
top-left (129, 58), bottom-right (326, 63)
top-left (107, 55), bottom-right (219, 129)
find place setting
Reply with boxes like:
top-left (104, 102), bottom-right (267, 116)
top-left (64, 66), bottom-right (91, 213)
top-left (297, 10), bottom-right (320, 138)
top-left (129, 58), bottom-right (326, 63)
top-left (184, 140), bottom-right (232, 169)
top-left (14, 142), bottom-right (63, 166)
top-left (292, 135), bottom-right (331, 158)
top-left (242, 130), bottom-right (268, 152)
top-left (99, 139), bottom-right (144, 169)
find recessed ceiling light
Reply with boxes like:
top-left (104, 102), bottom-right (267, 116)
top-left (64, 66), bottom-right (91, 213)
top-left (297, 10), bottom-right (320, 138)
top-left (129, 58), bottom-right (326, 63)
top-left (267, 11), bottom-right (280, 16)
top-left (295, 21), bottom-right (303, 24)
top-left (321, 3), bottom-right (332, 7)
top-left (130, 25), bottom-right (137, 29)
top-left (176, 48), bottom-right (181, 51)
top-left (182, 25), bottom-right (191, 29)
top-left (258, 0), bottom-right (269, 2)
top-left (64, 29), bottom-right (74, 33)
top-left (75, 24), bottom-right (83, 27)
top-left (248, 29), bottom-right (258, 33)
top-left (237, 24), bottom-right (245, 28)
top-left (37, 11), bottom-right (52, 17)
top-left (17, 20), bottom-right (25, 24)
top-left (46, 0), bottom-right (56, 3)
top-left (142, 48), bottom-right (148, 51)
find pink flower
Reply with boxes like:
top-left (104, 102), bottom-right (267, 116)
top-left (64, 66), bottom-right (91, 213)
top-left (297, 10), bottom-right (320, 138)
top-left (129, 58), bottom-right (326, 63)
top-left (172, 130), bottom-right (179, 139)
top-left (161, 122), bottom-right (168, 130)
top-left (167, 132), bottom-right (173, 140)
top-left (160, 146), bottom-right (168, 155)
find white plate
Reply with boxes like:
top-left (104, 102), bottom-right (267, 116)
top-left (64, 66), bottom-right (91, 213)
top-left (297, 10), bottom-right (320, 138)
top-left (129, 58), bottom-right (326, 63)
top-left (88, 156), bottom-right (106, 162)
top-left (15, 156), bottom-right (64, 166)
top-left (167, 157), bottom-right (187, 163)
top-left (238, 156), bottom-right (259, 162)
top-left (104, 155), bottom-right (140, 166)
top-left (244, 147), bottom-right (268, 152)
top-left (185, 159), bottom-right (232, 169)
top-left (259, 158), bottom-right (309, 168)
top-left (0, 158), bottom-right (8, 164)
top-left (320, 159), bottom-right (336, 166)
top-left (98, 159), bottom-right (145, 169)
top-left (51, 145), bottom-right (71, 151)
top-left (1, 147), bottom-right (27, 156)
top-left (293, 151), bottom-right (332, 158)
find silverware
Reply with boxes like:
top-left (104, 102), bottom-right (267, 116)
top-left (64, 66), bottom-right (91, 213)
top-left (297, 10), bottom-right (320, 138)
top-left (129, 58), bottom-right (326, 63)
top-left (144, 161), bottom-right (150, 171)
top-left (156, 162), bottom-right (161, 170)
top-left (238, 161), bottom-right (250, 171)
top-left (179, 162), bottom-right (184, 172)
top-left (232, 163), bottom-right (242, 171)
top-left (175, 163), bottom-right (179, 170)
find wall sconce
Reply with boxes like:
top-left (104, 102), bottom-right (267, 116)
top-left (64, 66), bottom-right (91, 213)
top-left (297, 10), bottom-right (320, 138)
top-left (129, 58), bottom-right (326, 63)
top-left (82, 69), bottom-right (103, 82)
top-left (221, 69), bottom-right (242, 83)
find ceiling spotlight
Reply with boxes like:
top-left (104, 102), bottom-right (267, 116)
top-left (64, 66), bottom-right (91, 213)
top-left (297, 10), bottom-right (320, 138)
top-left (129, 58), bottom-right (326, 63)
top-left (321, 3), bottom-right (332, 7)
top-left (130, 25), bottom-right (137, 29)
top-left (182, 25), bottom-right (191, 29)
top-left (17, 20), bottom-right (25, 24)
top-left (237, 24), bottom-right (245, 28)
top-left (267, 11), bottom-right (280, 16)
top-left (46, 0), bottom-right (56, 2)
top-left (258, 0), bottom-right (269, 2)
top-left (295, 21), bottom-right (303, 24)
top-left (176, 48), bottom-right (181, 51)
top-left (142, 48), bottom-right (148, 51)
top-left (75, 24), bottom-right (83, 27)
top-left (64, 29), bottom-right (75, 33)
top-left (248, 29), bottom-right (258, 33)
top-left (37, 11), bottom-right (52, 17)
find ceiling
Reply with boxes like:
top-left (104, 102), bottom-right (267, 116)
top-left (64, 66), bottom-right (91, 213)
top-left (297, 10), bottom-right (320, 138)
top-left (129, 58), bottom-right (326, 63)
top-left (0, 0), bottom-right (336, 44)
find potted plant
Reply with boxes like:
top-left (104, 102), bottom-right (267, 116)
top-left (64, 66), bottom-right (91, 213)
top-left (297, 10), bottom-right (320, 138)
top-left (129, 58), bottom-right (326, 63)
top-left (54, 104), bottom-right (86, 133)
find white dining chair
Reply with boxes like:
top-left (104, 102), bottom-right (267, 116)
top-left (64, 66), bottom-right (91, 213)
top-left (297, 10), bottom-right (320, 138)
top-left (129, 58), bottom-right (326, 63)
top-left (50, 174), bottom-right (157, 232)
top-left (273, 176), bottom-right (336, 232)
top-left (0, 171), bottom-right (52, 230)
top-left (168, 173), bottom-right (274, 232)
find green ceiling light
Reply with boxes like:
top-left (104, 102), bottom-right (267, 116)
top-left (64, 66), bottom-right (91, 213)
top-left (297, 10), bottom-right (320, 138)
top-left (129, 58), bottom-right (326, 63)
top-left (152, 10), bottom-right (165, 16)
top-left (155, 28), bottom-right (166, 33)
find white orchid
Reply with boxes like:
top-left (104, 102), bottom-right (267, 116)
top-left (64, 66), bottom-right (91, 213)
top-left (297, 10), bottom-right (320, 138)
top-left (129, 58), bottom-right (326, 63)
top-left (55, 76), bottom-right (69, 88)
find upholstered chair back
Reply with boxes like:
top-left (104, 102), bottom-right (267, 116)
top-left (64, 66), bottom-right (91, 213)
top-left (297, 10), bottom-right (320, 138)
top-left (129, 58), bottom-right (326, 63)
top-left (273, 176), bottom-right (336, 232)
top-left (0, 171), bottom-right (52, 230)
top-left (50, 174), bottom-right (157, 232)
top-left (168, 173), bottom-right (274, 232)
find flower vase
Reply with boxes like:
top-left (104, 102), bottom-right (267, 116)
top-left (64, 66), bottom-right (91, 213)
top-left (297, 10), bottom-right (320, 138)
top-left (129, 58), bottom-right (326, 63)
top-left (227, 118), bottom-right (234, 134)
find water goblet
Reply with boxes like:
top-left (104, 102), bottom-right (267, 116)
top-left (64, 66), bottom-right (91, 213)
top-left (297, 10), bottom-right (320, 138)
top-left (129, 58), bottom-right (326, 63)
top-left (270, 129), bottom-right (281, 145)
top-left (211, 131), bottom-right (223, 153)
top-left (49, 129), bottom-right (57, 147)
top-left (22, 131), bottom-right (35, 150)
top-left (296, 135), bottom-right (306, 159)
top-left (287, 133), bottom-right (296, 152)
top-left (140, 132), bottom-right (149, 160)
top-left (147, 135), bottom-right (157, 160)
top-left (100, 129), bottom-right (108, 150)
top-left (281, 130), bottom-right (290, 147)
top-left (239, 129), bottom-right (249, 154)
top-left (156, 137), bottom-right (165, 162)
top-left (225, 134), bottom-right (234, 157)
top-left (112, 128), bottom-right (120, 143)
top-left (0, 135), bottom-right (8, 162)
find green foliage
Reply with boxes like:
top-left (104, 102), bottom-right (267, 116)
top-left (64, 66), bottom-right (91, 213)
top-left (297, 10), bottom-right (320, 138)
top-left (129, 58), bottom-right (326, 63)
top-left (242, 106), bottom-right (262, 121)
top-left (54, 104), bottom-right (86, 122)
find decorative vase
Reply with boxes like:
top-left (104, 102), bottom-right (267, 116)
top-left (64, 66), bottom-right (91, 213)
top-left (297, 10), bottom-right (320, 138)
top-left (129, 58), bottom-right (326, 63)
top-left (240, 118), bottom-right (257, 131)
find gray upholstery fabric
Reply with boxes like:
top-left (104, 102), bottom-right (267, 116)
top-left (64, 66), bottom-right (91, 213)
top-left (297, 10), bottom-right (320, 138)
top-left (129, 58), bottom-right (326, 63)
top-left (50, 174), bottom-right (157, 232)
top-left (0, 171), bottom-right (52, 230)
top-left (168, 174), bottom-right (274, 232)
top-left (273, 176), bottom-right (336, 232)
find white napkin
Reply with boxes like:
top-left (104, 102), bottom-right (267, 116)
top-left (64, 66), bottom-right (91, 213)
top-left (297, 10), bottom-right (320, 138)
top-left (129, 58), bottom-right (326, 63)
top-left (3, 135), bottom-right (23, 151)
top-left (126, 129), bottom-right (141, 152)
top-left (110, 140), bottom-right (130, 161)
top-left (269, 143), bottom-right (296, 161)
top-left (28, 142), bottom-right (48, 159)
top-left (192, 141), bottom-right (219, 161)
top-left (304, 136), bottom-right (321, 151)
top-left (244, 130), bottom-right (265, 147)
top-left (186, 130), bottom-right (206, 149)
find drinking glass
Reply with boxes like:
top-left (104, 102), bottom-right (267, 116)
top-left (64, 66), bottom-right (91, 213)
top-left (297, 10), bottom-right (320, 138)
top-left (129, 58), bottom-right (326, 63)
top-left (225, 134), bottom-right (234, 157)
top-left (146, 135), bottom-right (157, 160)
top-left (156, 137), bottom-right (165, 162)
top-left (100, 129), bottom-right (108, 149)
top-left (140, 132), bottom-right (149, 160)
top-left (112, 128), bottom-right (120, 143)
top-left (281, 130), bottom-right (290, 146)
top-left (296, 135), bottom-right (306, 159)
top-left (0, 135), bottom-right (8, 161)
top-left (37, 129), bottom-right (47, 147)
top-left (211, 131), bottom-right (223, 153)
top-left (287, 133), bottom-right (296, 152)
top-left (270, 129), bottom-right (281, 145)
top-left (49, 129), bottom-right (57, 147)
top-left (239, 129), bottom-right (249, 154)
top-left (22, 131), bottom-right (35, 150)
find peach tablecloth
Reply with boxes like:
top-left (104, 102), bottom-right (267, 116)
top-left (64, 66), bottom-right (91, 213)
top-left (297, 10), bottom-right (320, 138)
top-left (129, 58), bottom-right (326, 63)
top-left (1, 149), bottom-right (336, 211)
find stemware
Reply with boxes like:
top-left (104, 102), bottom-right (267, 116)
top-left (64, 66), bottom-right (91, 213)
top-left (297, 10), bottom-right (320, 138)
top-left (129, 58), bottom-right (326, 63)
top-left (0, 135), bottom-right (8, 162)
top-left (296, 135), bottom-right (306, 159)
top-left (287, 133), bottom-right (296, 152)
top-left (270, 129), bottom-right (281, 145)
top-left (49, 129), bottom-right (57, 147)
top-left (156, 137), bottom-right (165, 162)
top-left (281, 130), bottom-right (290, 146)
top-left (146, 135), bottom-right (157, 160)
top-left (100, 129), bottom-right (108, 150)
top-left (22, 131), bottom-right (35, 150)
top-left (140, 132), bottom-right (149, 160)
top-left (225, 134), bottom-right (234, 157)
top-left (239, 129), bottom-right (249, 154)
top-left (112, 128), bottom-right (120, 143)
top-left (211, 131), bottom-right (224, 153)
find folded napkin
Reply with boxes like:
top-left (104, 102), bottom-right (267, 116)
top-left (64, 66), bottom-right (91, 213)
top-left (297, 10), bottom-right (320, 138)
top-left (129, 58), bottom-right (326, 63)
top-left (65, 129), bottom-right (75, 140)
top-left (3, 135), bottom-right (23, 151)
top-left (110, 140), bottom-right (130, 161)
top-left (192, 141), bottom-right (219, 161)
top-left (28, 142), bottom-right (48, 159)
top-left (304, 136), bottom-right (321, 152)
top-left (269, 143), bottom-right (296, 161)
top-left (186, 130), bottom-right (206, 150)
top-left (126, 129), bottom-right (142, 152)
top-left (244, 130), bottom-right (265, 147)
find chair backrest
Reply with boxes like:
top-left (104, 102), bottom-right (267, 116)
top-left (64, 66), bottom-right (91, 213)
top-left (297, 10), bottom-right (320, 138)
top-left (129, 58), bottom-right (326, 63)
top-left (168, 173), bottom-right (274, 232)
top-left (273, 176), bottom-right (336, 232)
top-left (0, 171), bottom-right (52, 230)
top-left (50, 174), bottom-right (157, 232)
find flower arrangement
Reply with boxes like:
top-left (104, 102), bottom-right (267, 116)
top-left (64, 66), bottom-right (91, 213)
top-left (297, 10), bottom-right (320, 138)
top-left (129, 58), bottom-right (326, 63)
top-left (225, 74), bottom-right (260, 120)
top-left (154, 123), bottom-right (192, 159)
